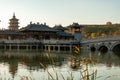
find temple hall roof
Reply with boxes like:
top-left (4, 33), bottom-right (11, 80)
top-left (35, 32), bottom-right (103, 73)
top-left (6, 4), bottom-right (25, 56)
top-left (20, 22), bottom-right (58, 32)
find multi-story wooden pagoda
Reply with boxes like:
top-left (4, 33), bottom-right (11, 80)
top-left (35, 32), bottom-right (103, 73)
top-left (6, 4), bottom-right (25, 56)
top-left (8, 13), bottom-right (19, 31)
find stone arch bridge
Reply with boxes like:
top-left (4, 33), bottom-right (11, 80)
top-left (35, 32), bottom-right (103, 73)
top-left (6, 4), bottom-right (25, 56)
top-left (81, 35), bottom-right (120, 53)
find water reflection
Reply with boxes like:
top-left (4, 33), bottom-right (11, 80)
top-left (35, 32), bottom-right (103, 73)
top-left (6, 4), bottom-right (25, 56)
top-left (0, 50), bottom-right (70, 79)
top-left (0, 50), bottom-right (120, 80)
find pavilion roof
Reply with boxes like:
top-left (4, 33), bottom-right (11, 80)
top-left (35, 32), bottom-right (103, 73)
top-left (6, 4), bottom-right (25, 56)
top-left (53, 25), bottom-right (68, 31)
top-left (67, 22), bottom-right (82, 28)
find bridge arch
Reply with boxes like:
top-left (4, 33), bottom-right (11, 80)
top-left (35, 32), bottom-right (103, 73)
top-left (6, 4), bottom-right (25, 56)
top-left (90, 46), bottom-right (96, 52)
top-left (89, 44), bottom-right (97, 52)
top-left (111, 42), bottom-right (120, 56)
top-left (98, 45), bottom-right (108, 53)
top-left (110, 41), bottom-right (120, 50)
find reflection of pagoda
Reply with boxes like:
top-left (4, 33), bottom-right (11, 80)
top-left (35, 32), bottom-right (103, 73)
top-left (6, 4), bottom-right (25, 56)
top-left (8, 13), bottom-right (19, 31)
top-left (9, 60), bottom-right (18, 78)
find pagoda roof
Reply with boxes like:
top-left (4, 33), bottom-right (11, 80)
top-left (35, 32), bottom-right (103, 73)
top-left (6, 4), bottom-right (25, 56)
top-left (20, 23), bottom-right (58, 32)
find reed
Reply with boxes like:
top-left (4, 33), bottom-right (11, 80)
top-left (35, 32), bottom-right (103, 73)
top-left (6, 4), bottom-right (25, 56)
top-left (39, 45), bottom-right (120, 80)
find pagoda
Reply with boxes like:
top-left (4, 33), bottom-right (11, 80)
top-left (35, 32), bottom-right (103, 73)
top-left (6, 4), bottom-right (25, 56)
top-left (8, 13), bottom-right (19, 31)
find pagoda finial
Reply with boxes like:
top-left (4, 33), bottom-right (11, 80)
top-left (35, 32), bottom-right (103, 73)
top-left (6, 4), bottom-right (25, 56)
top-left (13, 12), bottom-right (16, 18)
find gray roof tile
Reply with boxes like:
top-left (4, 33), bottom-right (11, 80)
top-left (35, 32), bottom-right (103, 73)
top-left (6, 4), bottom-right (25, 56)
top-left (20, 24), bottom-right (58, 32)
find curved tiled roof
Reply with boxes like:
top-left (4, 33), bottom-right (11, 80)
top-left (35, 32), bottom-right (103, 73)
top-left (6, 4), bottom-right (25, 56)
top-left (53, 25), bottom-right (68, 31)
top-left (57, 31), bottom-right (73, 37)
top-left (67, 22), bottom-right (82, 28)
top-left (20, 23), bottom-right (58, 32)
top-left (0, 30), bottom-right (24, 35)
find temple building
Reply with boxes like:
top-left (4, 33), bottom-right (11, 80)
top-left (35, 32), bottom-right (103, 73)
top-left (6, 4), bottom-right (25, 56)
top-left (20, 22), bottom-right (75, 40)
top-left (20, 22), bottom-right (59, 40)
top-left (65, 22), bottom-right (82, 41)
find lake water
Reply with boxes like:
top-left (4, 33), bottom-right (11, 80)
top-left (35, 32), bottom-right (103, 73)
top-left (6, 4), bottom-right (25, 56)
top-left (0, 50), bottom-right (120, 80)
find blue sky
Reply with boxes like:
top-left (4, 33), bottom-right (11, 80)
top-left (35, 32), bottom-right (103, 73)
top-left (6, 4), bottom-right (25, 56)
top-left (0, 0), bottom-right (120, 29)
